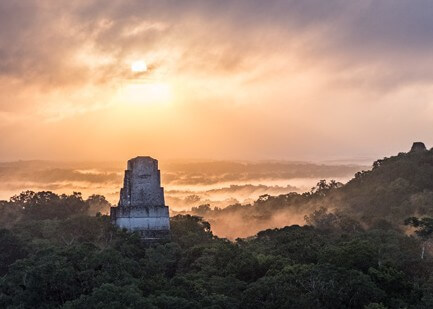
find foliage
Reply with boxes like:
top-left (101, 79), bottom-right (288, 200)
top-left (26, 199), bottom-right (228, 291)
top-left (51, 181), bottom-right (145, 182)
top-left (2, 149), bottom-right (433, 307)
top-left (0, 207), bottom-right (431, 308)
top-left (187, 148), bottom-right (433, 237)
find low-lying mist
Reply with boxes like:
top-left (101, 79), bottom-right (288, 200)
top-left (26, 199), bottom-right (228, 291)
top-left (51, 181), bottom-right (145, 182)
top-left (0, 160), bottom-right (366, 238)
top-left (176, 181), bottom-right (346, 239)
top-left (0, 159), bottom-right (364, 206)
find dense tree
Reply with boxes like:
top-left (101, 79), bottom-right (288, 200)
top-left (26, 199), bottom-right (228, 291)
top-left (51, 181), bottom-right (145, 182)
top-left (404, 216), bottom-right (433, 259)
top-left (2, 149), bottom-right (433, 307)
top-left (0, 229), bottom-right (27, 276)
top-left (0, 210), bottom-right (432, 308)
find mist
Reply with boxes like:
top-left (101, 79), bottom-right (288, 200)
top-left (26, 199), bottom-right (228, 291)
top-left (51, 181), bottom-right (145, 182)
top-left (181, 182), bottom-right (346, 239)
top-left (0, 159), bottom-right (363, 210)
top-left (0, 159), bottom-right (365, 239)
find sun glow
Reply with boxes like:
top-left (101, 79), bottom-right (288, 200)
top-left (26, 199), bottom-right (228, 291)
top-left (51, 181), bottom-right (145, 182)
top-left (130, 60), bottom-right (147, 73)
top-left (118, 82), bottom-right (172, 105)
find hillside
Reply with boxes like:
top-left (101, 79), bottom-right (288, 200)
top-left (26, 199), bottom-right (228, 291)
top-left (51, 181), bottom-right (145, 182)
top-left (188, 143), bottom-right (433, 238)
top-left (341, 143), bottom-right (433, 224)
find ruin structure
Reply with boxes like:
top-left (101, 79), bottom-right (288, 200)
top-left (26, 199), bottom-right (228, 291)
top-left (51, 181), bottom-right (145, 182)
top-left (410, 142), bottom-right (427, 153)
top-left (110, 156), bottom-right (170, 240)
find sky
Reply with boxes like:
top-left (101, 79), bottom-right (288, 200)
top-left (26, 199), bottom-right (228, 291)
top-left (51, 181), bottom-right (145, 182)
top-left (1, 0), bottom-right (433, 162)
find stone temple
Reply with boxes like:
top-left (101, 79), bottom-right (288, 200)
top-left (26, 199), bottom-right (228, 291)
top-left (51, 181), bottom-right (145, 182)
top-left (410, 142), bottom-right (427, 153)
top-left (110, 156), bottom-right (170, 240)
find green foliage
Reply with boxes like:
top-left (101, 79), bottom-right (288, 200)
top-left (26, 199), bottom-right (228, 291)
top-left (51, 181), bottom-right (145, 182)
top-left (3, 149), bottom-right (433, 307)
top-left (63, 284), bottom-right (153, 309)
top-left (193, 149), bottom-right (433, 235)
top-left (319, 239), bottom-right (378, 272)
top-left (364, 304), bottom-right (388, 309)
top-left (0, 190), bottom-right (106, 225)
top-left (0, 211), bottom-right (430, 308)
top-left (405, 217), bottom-right (433, 241)
top-left (0, 229), bottom-right (27, 275)
top-left (170, 214), bottom-right (214, 248)
top-left (342, 149), bottom-right (433, 224)
top-left (241, 264), bottom-right (385, 308)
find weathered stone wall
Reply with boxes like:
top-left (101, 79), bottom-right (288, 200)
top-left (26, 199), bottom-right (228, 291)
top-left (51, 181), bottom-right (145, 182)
top-left (119, 157), bottom-right (165, 207)
top-left (111, 205), bottom-right (169, 230)
top-left (111, 156), bottom-right (170, 240)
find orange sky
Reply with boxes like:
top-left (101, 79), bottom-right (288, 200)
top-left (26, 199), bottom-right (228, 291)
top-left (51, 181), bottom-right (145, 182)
top-left (1, 1), bottom-right (433, 162)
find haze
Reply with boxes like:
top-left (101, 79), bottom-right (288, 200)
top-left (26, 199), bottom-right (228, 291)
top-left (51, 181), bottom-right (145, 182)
top-left (0, 160), bottom-right (364, 211)
top-left (1, 1), bottom-right (433, 162)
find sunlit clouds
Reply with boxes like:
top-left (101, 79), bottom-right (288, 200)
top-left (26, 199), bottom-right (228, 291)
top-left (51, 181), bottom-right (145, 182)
top-left (0, 1), bottom-right (433, 161)
top-left (118, 82), bottom-right (172, 105)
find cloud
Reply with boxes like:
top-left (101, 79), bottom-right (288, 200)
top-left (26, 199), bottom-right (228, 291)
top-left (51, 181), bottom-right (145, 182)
top-left (2, 1), bottom-right (433, 90)
top-left (1, 1), bottom-right (433, 161)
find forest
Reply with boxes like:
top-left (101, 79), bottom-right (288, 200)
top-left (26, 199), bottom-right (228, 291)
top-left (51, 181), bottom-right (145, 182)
top-left (2, 148), bottom-right (433, 308)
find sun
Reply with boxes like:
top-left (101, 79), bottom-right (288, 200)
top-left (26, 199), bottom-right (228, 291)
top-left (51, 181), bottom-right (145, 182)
top-left (131, 60), bottom-right (147, 73)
